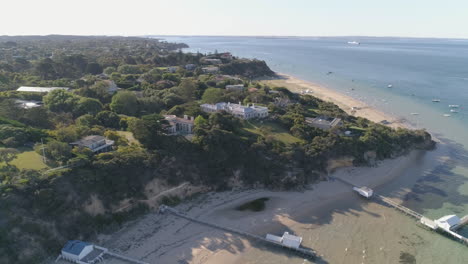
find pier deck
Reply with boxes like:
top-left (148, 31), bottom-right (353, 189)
top-left (159, 205), bottom-right (317, 258)
top-left (330, 176), bottom-right (468, 246)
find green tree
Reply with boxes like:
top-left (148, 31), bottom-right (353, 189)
top-left (76, 114), bottom-right (97, 127)
top-left (128, 114), bottom-right (167, 149)
top-left (43, 89), bottom-right (79, 113)
top-left (0, 148), bottom-right (19, 165)
top-left (35, 58), bottom-right (56, 79)
top-left (55, 126), bottom-right (79, 143)
top-left (202, 87), bottom-right (224, 103)
top-left (44, 140), bottom-right (73, 163)
top-left (96, 111), bottom-right (120, 128)
top-left (104, 66), bottom-right (117, 75)
top-left (85, 62), bottom-right (103, 74)
top-left (21, 107), bottom-right (51, 128)
top-left (174, 79), bottom-right (197, 102)
top-left (75, 97), bottom-right (103, 116)
top-left (110, 91), bottom-right (138, 116)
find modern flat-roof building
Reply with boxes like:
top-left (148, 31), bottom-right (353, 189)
top-left (70, 135), bottom-right (114, 153)
top-left (16, 86), bottom-right (69, 93)
top-left (200, 102), bottom-right (268, 120)
top-left (305, 116), bottom-right (342, 131)
top-left (164, 115), bottom-right (194, 135)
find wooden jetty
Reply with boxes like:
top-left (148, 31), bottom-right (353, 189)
top-left (330, 176), bottom-right (468, 246)
top-left (159, 205), bottom-right (317, 258)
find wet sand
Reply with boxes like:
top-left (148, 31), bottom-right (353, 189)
top-left (99, 150), bottom-right (441, 264)
top-left (94, 74), bottom-right (466, 264)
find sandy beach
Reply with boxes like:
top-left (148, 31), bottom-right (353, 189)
top-left (97, 148), bottom-right (440, 264)
top-left (89, 74), bottom-right (448, 264)
top-left (261, 73), bottom-right (408, 129)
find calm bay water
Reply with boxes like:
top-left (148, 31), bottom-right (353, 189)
top-left (158, 36), bottom-right (468, 263)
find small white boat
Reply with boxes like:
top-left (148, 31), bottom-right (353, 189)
top-left (387, 84), bottom-right (393, 88)
top-left (410, 113), bottom-right (419, 115)
top-left (347, 41), bottom-right (360, 45)
top-left (432, 99), bottom-right (441, 102)
top-left (450, 109), bottom-right (459, 113)
top-left (443, 114), bottom-right (451, 117)
top-left (449, 105), bottom-right (460, 108)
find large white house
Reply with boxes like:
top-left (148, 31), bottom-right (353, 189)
top-left (305, 116), bottom-right (343, 131)
top-left (70, 135), bottom-right (114, 153)
top-left (200, 102), bottom-right (268, 120)
top-left (16, 86), bottom-right (69, 93)
top-left (164, 115), bottom-right (194, 135)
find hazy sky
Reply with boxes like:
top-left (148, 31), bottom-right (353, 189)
top-left (2, 0), bottom-right (468, 38)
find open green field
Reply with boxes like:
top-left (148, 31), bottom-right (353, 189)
top-left (2, 148), bottom-right (49, 170)
top-left (243, 120), bottom-right (302, 144)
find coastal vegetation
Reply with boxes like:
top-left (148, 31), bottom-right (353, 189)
top-left (0, 36), bottom-right (433, 263)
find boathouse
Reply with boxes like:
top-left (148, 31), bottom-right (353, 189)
top-left (61, 240), bottom-right (93, 262)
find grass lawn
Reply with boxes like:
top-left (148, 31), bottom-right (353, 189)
top-left (1, 147), bottom-right (49, 170)
top-left (243, 120), bottom-right (303, 145)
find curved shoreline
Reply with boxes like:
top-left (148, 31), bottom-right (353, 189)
top-left (260, 73), bottom-right (410, 129)
top-left (98, 75), bottom-right (443, 264)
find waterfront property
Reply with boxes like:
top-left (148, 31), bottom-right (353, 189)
top-left (353, 186), bottom-right (373, 198)
top-left (305, 116), bottom-right (342, 130)
top-left (60, 240), bottom-right (101, 263)
top-left (163, 115), bottom-right (194, 135)
top-left (57, 240), bottom-right (147, 264)
top-left (435, 215), bottom-right (461, 230)
top-left (16, 86), bottom-right (69, 93)
top-left (70, 135), bottom-right (114, 153)
top-left (159, 205), bottom-right (316, 258)
top-left (200, 102), bottom-right (268, 120)
top-left (266, 232), bottom-right (303, 249)
top-left (225, 84), bottom-right (245, 91)
top-left (336, 176), bottom-right (468, 246)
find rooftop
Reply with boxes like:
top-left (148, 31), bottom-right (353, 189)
top-left (71, 135), bottom-right (106, 146)
top-left (62, 240), bottom-right (91, 255)
top-left (16, 86), bottom-right (69, 93)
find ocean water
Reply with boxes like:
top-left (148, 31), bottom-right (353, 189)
top-left (158, 36), bottom-right (468, 263)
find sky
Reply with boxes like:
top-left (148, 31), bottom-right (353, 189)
top-left (2, 0), bottom-right (468, 38)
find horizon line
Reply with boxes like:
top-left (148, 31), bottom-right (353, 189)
top-left (1, 34), bottom-right (467, 41)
